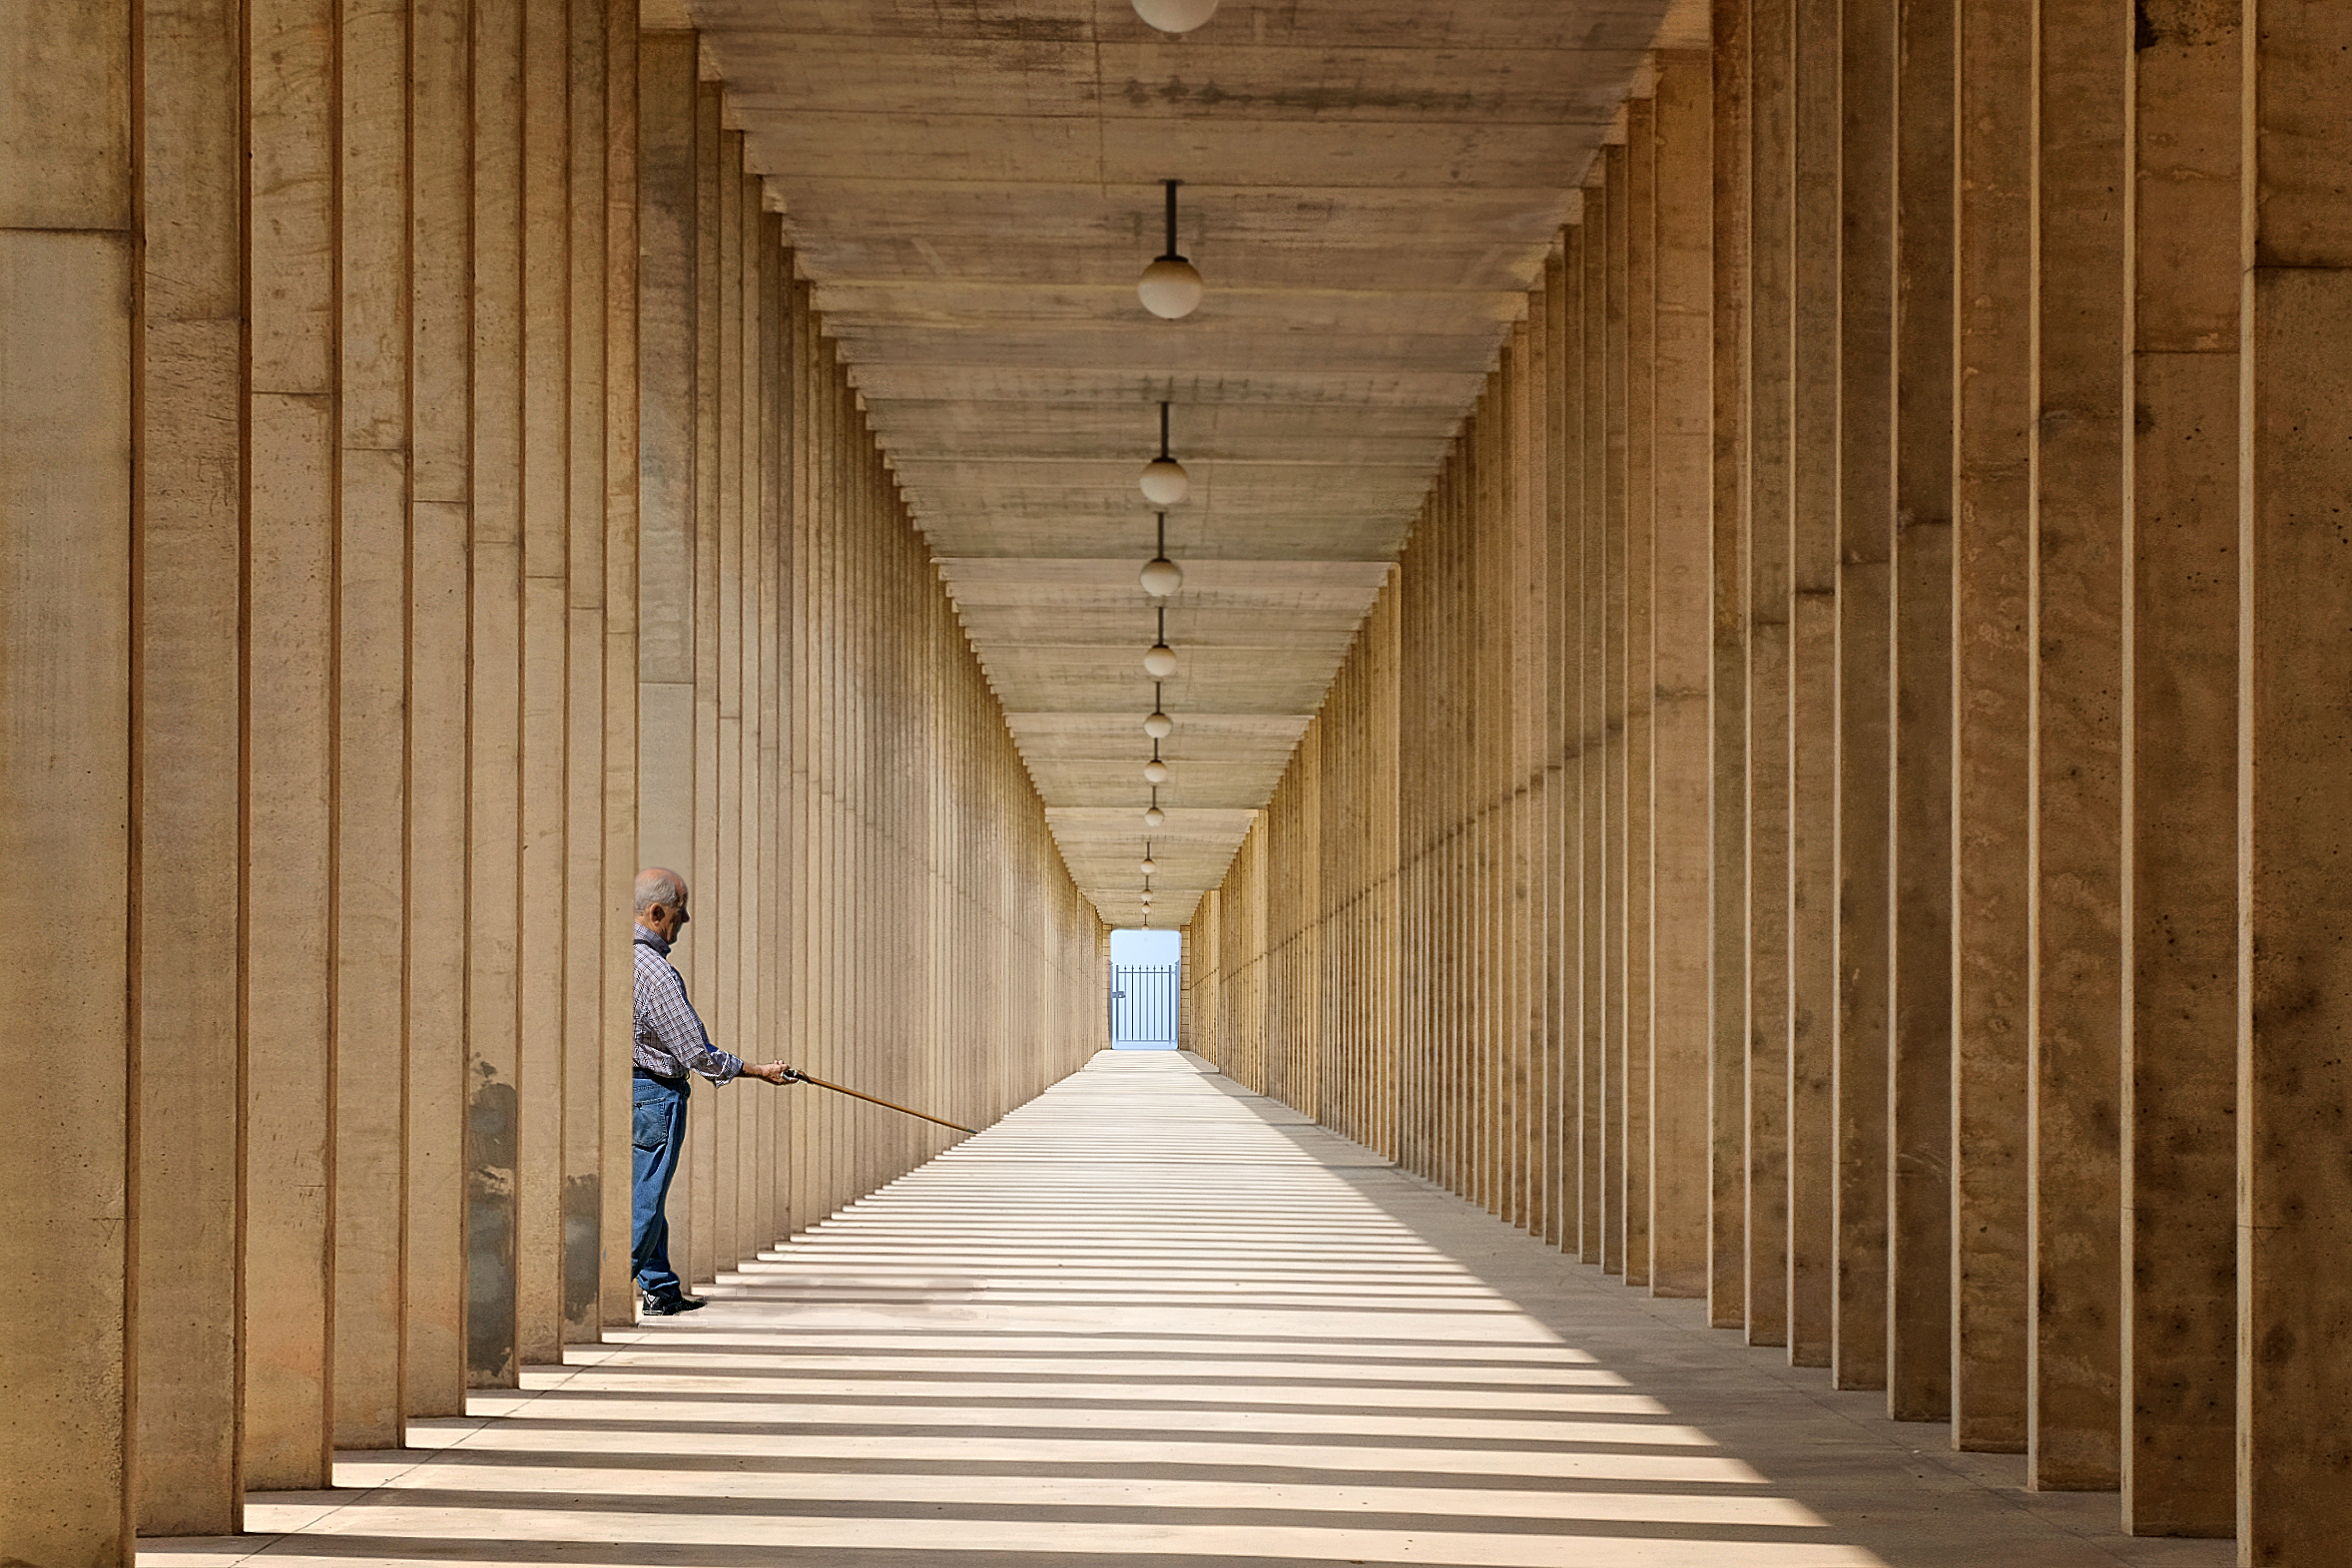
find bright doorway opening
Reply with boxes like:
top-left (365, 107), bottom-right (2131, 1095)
top-left (1108, 927), bottom-right (1181, 1050)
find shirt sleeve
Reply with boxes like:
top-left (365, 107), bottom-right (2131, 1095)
top-left (640, 960), bottom-right (745, 1085)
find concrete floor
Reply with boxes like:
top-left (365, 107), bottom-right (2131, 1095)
top-left (144, 1052), bottom-right (2234, 1568)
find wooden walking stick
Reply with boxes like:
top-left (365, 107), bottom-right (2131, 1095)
top-left (780, 1067), bottom-right (975, 1135)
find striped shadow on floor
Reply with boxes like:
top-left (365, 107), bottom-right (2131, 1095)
top-left (142, 1051), bottom-right (2230, 1568)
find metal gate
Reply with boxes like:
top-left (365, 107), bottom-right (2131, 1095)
top-left (1108, 962), bottom-right (1180, 1047)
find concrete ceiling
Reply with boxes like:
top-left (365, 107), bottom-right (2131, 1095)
top-left (681, 0), bottom-right (1692, 930)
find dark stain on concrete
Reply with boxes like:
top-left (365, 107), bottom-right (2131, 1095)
top-left (465, 1074), bottom-right (518, 1386)
top-left (563, 1173), bottom-right (602, 1326)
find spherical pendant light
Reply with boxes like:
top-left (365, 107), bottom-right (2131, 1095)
top-left (1138, 257), bottom-right (1205, 319)
top-left (1140, 510), bottom-right (1183, 597)
top-left (1144, 709), bottom-right (1173, 740)
top-left (1141, 856), bottom-right (1158, 876)
top-left (1143, 758), bottom-right (1170, 785)
top-left (1144, 641), bottom-right (1178, 679)
top-left (1141, 404), bottom-right (1190, 505)
top-left (1139, 181), bottom-right (1204, 319)
top-left (1140, 455), bottom-right (1189, 505)
top-left (1132, 0), bottom-right (1218, 34)
top-left (1143, 804), bottom-right (1166, 828)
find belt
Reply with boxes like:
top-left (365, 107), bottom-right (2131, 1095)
top-left (633, 1066), bottom-right (688, 1086)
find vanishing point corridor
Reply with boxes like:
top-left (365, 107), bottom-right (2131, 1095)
top-left (15, 0), bottom-right (2352, 1559)
top-left (144, 1056), bottom-right (2228, 1568)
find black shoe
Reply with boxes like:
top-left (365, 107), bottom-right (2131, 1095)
top-left (640, 1292), bottom-right (706, 1317)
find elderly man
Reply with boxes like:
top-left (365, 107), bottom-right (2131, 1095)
top-left (631, 865), bottom-right (795, 1317)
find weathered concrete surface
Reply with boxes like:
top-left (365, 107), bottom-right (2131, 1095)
top-left (1744, 0), bottom-right (1793, 1353)
top-left (1785, 0), bottom-right (1840, 1375)
top-left (1707, 0), bottom-right (1752, 1335)
top-left (1, 0), bottom-right (136, 1546)
top-left (135, 0), bottom-right (247, 1531)
top-left (333, 0), bottom-right (414, 1451)
top-left (2239, 6), bottom-right (2352, 1559)
top-left (2027, 0), bottom-right (2124, 1495)
top-left (1832, 0), bottom-right (1893, 1398)
top-left (1648, 48), bottom-right (1714, 1306)
top-left (243, 0), bottom-right (339, 1486)
top-left (1886, 0), bottom-right (1953, 1430)
top-left (2120, 0), bottom-right (2237, 1538)
top-left (148, 1053), bottom-right (2233, 1568)
top-left (1950, 0), bottom-right (2033, 1456)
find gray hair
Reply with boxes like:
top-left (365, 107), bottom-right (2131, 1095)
top-left (634, 866), bottom-right (689, 916)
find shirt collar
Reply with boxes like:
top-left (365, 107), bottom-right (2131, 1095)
top-left (634, 921), bottom-right (670, 955)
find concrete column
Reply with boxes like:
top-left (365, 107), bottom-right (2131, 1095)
top-left (1548, 240), bottom-right (1584, 1249)
top-left (333, 0), bottom-right (413, 1447)
top-left (1578, 206), bottom-right (1608, 1266)
top-left (1468, 394), bottom-right (1485, 1213)
top-left (1649, 48), bottom-right (1714, 1302)
top-left (1744, 0), bottom-right (1793, 1350)
top-left (683, 82), bottom-right (724, 1290)
top-left (133, 0), bottom-right (247, 1529)
top-left (785, 277), bottom-right (814, 1235)
top-left (1486, 366), bottom-right (1514, 1223)
top-left (465, 0), bottom-right (525, 1390)
top-left (1429, 437), bottom-right (1455, 1194)
top-left (1601, 143), bottom-right (1630, 1278)
top-left (2026, 0), bottom-right (2126, 1493)
top-left (1398, 508), bottom-right (1424, 1180)
top-left (406, 0), bottom-right (474, 1418)
top-left (2119, 0), bottom-right (2237, 1537)
top-left (0, 0), bottom-right (136, 1553)
top-left (561, 0), bottom-right (612, 1346)
top-left (1708, 0), bottom-right (1752, 1329)
top-left (1784, 0), bottom-right (1839, 1372)
top-left (514, 0), bottom-right (572, 1363)
top-left (1887, 0), bottom-right (1955, 1425)
top-left (707, 132), bottom-right (743, 1280)
top-left (755, 213), bottom-right (786, 1259)
top-left (1514, 275), bottom-right (1551, 1241)
top-left (1297, 727), bottom-right (1324, 1128)
top-left (784, 282), bottom-right (813, 1229)
top-left (244, 0), bottom-right (341, 1476)
top-left (1622, 103), bottom-right (1657, 1289)
top-left (1541, 250), bottom-right (1574, 1254)
top-left (633, 27), bottom-right (696, 1092)
top-left (1951, 0), bottom-right (2034, 1454)
top-left (1833, 0), bottom-right (1894, 1394)
top-left (1375, 580), bottom-right (1406, 1171)
top-left (1430, 451), bottom-right (1457, 1186)
top-left (2238, 2), bottom-right (2352, 1557)
top-left (598, 0), bottom-right (642, 1331)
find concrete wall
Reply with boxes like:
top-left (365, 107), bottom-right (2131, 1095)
top-left (0, 12), bottom-right (1102, 1563)
top-left (1187, 17), bottom-right (2352, 1559)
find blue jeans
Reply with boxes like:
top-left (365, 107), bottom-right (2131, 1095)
top-left (631, 1072), bottom-right (691, 1301)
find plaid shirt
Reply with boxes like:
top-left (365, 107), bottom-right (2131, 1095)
top-left (632, 925), bottom-right (744, 1085)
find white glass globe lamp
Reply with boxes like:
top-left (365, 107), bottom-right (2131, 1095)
top-left (1139, 554), bottom-right (1183, 596)
top-left (1143, 758), bottom-right (1170, 785)
top-left (1137, 256), bottom-right (1205, 320)
top-left (1132, 0), bottom-right (1218, 34)
top-left (1144, 804), bottom-right (1166, 828)
top-left (1140, 455), bottom-right (1189, 505)
top-left (1139, 182), bottom-right (1204, 318)
top-left (1144, 709), bottom-right (1173, 740)
top-left (1141, 855), bottom-right (1158, 875)
top-left (1144, 642), bottom-right (1178, 679)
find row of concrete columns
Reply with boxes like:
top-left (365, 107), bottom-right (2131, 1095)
top-left (1186, 8), bottom-right (2352, 1558)
top-left (0, 12), bottom-right (1103, 1566)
